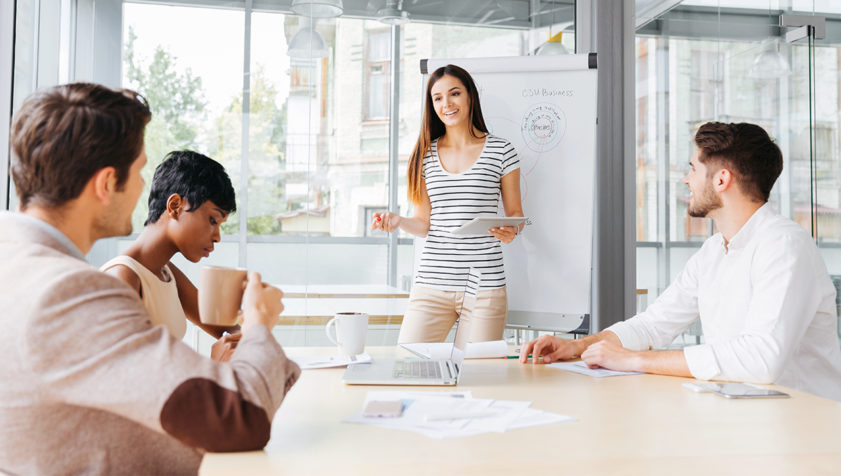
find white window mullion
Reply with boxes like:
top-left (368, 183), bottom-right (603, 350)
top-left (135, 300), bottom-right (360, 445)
top-left (1, 0), bottom-right (14, 211)
top-left (239, 0), bottom-right (252, 268)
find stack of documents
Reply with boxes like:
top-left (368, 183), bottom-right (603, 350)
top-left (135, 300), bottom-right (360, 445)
top-left (343, 390), bottom-right (574, 438)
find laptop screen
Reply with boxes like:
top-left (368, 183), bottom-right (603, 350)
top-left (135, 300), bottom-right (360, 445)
top-left (450, 268), bottom-right (481, 366)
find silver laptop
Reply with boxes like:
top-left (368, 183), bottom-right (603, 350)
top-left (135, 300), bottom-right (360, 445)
top-left (342, 269), bottom-right (481, 386)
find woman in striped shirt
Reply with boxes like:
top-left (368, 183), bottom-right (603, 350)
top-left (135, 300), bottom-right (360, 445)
top-left (372, 64), bottom-right (524, 343)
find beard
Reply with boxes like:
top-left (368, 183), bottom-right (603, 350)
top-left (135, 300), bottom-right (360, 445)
top-left (92, 198), bottom-right (134, 239)
top-left (687, 180), bottom-right (722, 218)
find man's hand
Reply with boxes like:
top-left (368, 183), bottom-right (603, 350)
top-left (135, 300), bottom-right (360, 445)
top-left (210, 333), bottom-right (242, 362)
top-left (519, 335), bottom-right (580, 364)
top-left (580, 340), bottom-right (643, 372)
top-left (240, 272), bottom-right (284, 334)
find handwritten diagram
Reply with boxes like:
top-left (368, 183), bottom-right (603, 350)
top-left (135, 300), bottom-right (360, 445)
top-left (520, 103), bottom-right (566, 153)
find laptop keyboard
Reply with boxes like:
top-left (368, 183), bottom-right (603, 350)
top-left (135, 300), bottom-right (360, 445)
top-left (392, 360), bottom-right (443, 379)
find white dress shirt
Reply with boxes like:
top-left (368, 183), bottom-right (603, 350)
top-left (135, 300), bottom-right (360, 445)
top-left (607, 203), bottom-right (841, 401)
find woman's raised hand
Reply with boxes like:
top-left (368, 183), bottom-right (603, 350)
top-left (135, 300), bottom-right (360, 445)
top-left (371, 212), bottom-right (402, 233)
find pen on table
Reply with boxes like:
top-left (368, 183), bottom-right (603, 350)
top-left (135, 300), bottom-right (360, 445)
top-left (506, 354), bottom-right (533, 359)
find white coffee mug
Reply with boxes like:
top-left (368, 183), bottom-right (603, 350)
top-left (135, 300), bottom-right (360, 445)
top-left (325, 312), bottom-right (368, 356)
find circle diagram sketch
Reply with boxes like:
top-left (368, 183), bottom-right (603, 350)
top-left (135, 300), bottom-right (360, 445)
top-left (520, 103), bottom-right (566, 154)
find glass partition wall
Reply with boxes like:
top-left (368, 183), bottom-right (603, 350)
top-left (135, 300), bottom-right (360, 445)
top-left (635, 0), bottom-right (841, 343)
top-left (8, 0), bottom-right (576, 352)
top-left (10, 1), bottom-right (839, 352)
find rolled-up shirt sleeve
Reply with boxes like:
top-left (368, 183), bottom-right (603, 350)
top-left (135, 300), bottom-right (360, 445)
top-left (683, 344), bottom-right (720, 380)
top-left (682, 234), bottom-right (821, 383)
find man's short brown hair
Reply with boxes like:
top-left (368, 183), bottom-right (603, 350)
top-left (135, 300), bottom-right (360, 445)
top-left (10, 82), bottom-right (151, 209)
top-left (694, 122), bottom-right (783, 202)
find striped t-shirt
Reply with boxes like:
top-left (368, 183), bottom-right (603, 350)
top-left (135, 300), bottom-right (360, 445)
top-left (416, 134), bottom-right (520, 291)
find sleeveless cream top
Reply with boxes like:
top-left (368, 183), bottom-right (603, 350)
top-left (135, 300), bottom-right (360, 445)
top-left (100, 256), bottom-right (187, 339)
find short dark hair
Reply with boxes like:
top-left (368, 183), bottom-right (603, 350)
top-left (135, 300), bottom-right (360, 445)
top-left (694, 122), bottom-right (783, 202)
top-left (11, 82), bottom-right (151, 209)
top-left (145, 150), bottom-right (236, 225)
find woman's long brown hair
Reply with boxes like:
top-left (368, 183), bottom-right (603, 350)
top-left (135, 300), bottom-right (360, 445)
top-left (407, 64), bottom-right (489, 204)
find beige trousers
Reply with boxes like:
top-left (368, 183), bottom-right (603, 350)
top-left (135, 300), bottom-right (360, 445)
top-left (397, 285), bottom-right (508, 344)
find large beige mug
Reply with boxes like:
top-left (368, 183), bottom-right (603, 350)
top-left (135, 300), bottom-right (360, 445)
top-left (325, 312), bottom-right (368, 356)
top-left (198, 266), bottom-right (248, 326)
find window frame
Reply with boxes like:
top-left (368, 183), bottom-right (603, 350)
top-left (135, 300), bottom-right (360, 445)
top-left (363, 28), bottom-right (391, 122)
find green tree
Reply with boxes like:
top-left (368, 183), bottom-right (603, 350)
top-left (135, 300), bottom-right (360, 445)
top-left (123, 26), bottom-right (207, 229)
top-left (211, 64), bottom-right (288, 235)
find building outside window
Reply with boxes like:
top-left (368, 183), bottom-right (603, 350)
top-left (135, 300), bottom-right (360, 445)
top-left (364, 29), bottom-right (391, 121)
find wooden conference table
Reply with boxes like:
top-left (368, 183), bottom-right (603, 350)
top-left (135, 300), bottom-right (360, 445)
top-left (200, 346), bottom-right (841, 476)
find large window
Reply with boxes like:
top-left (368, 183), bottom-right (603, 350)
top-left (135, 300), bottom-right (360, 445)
top-left (6, 0), bottom-right (580, 350)
top-left (635, 1), bottom-right (841, 340)
top-left (123, 4), bottom-right (244, 235)
top-left (8, 0), bottom-right (837, 350)
top-left (114, 2), bottom-right (565, 349)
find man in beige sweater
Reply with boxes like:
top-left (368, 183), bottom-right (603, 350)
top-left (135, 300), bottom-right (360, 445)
top-left (0, 83), bottom-right (301, 474)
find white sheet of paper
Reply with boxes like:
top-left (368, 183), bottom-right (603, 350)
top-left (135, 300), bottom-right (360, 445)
top-left (548, 361), bottom-right (643, 378)
top-left (410, 398), bottom-right (495, 429)
top-left (507, 408), bottom-right (576, 429)
top-left (400, 340), bottom-right (509, 360)
top-left (344, 390), bottom-right (479, 438)
top-left (289, 353), bottom-right (372, 370)
top-left (362, 390), bottom-right (473, 403)
top-left (458, 400), bottom-right (532, 434)
top-left (343, 390), bottom-right (573, 439)
top-left (361, 391), bottom-right (480, 429)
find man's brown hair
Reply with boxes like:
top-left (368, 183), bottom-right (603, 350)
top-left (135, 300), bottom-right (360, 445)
top-left (10, 82), bottom-right (151, 209)
top-left (694, 122), bottom-right (783, 202)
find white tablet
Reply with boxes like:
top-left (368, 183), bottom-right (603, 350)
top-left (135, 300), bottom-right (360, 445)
top-left (451, 217), bottom-right (528, 236)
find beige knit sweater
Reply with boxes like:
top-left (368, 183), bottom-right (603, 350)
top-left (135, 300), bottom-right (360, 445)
top-left (0, 213), bottom-right (300, 475)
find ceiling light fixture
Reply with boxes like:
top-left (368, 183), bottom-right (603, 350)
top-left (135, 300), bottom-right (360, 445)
top-left (378, 0), bottom-right (409, 25)
top-left (290, 0), bottom-right (343, 18)
top-left (748, 38), bottom-right (791, 79)
top-left (288, 23), bottom-right (329, 58)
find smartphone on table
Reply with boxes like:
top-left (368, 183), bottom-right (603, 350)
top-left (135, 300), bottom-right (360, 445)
top-left (362, 400), bottom-right (404, 418)
top-left (714, 383), bottom-right (790, 399)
